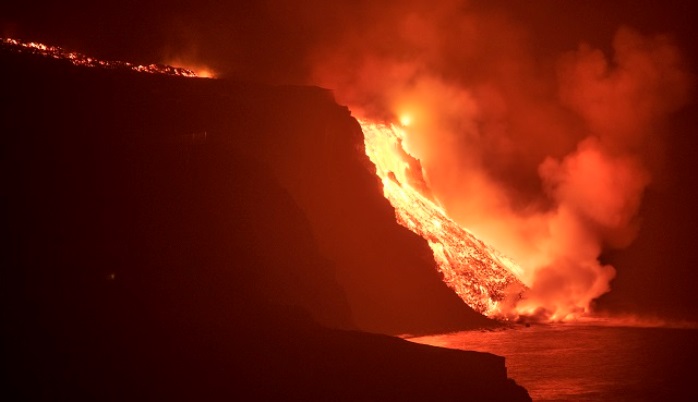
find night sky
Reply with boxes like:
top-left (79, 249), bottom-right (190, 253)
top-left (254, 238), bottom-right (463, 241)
top-left (3, 0), bottom-right (697, 322)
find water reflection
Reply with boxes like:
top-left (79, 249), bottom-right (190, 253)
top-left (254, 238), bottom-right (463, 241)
top-left (409, 324), bottom-right (697, 401)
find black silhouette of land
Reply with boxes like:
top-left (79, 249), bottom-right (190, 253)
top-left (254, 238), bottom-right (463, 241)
top-left (0, 45), bottom-right (530, 400)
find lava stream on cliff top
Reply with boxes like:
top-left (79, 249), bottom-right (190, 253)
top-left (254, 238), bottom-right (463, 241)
top-left (1, 37), bottom-right (214, 78)
top-left (360, 119), bottom-right (527, 319)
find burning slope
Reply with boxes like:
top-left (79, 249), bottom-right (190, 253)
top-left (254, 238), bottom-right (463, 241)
top-left (361, 120), bottom-right (526, 318)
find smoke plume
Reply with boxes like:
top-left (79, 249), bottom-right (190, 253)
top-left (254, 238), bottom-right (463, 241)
top-left (310, 2), bottom-right (691, 320)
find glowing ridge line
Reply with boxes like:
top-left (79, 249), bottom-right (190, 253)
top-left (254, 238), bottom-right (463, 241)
top-left (1, 37), bottom-right (204, 78)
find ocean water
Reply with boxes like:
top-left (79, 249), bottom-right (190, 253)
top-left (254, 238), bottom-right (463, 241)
top-left (409, 324), bottom-right (698, 401)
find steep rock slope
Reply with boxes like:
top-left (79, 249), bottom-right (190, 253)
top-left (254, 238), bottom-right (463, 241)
top-left (2, 41), bottom-right (492, 334)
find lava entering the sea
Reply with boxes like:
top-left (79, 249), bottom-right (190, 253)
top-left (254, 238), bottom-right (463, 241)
top-left (360, 119), bottom-right (527, 319)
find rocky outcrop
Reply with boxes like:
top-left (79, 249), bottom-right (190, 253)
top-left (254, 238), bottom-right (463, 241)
top-left (1, 46), bottom-right (529, 401)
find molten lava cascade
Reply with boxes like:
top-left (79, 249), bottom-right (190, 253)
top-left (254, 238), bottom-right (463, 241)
top-left (361, 120), bottom-right (527, 318)
top-left (1, 38), bottom-right (209, 78)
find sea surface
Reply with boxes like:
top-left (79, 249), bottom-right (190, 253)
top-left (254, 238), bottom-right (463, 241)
top-left (409, 324), bottom-right (698, 401)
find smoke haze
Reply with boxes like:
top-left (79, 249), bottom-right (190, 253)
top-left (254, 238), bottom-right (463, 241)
top-left (308, 2), bottom-right (692, 319)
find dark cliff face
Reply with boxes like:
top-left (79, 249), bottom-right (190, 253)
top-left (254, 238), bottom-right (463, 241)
top-left (0, 43), bottom-right (492, 335)
top-left (202, 85), bottom-right (496, 334)
top-left (190, 85), bottom-right (495, 334)
top-left (0, 48), bottom-right (529, 401)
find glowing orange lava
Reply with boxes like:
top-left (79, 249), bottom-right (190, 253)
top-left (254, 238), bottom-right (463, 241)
top-left (360, 119), bottom-right (527, 318)
top-left (1, 38), bottom-right (214, 78)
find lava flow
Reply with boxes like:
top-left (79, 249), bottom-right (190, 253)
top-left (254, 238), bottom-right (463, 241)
top-left (1, 37), bottom-right (213, 78)
top-left (360, 119), bottom-right (527, 319)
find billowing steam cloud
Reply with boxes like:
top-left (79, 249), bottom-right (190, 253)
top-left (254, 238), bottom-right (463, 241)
top-left (311, 3), bottom-right (692, 320)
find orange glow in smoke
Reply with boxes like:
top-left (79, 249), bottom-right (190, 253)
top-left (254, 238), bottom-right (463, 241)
top-left (194, 68), bottom-right (216, 79)
top-left (164, 58), bottom-right (217, 78)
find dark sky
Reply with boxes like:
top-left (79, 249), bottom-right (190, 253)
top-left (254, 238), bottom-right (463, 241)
top-left (3, 0), bottom-right (697, 322)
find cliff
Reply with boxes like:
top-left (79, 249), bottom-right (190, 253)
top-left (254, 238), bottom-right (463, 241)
top-left (0, 45), bottom-right (529, 401)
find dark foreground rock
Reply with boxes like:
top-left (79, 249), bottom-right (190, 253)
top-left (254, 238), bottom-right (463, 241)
top-left (1, 45), bottom-right (530, 401)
